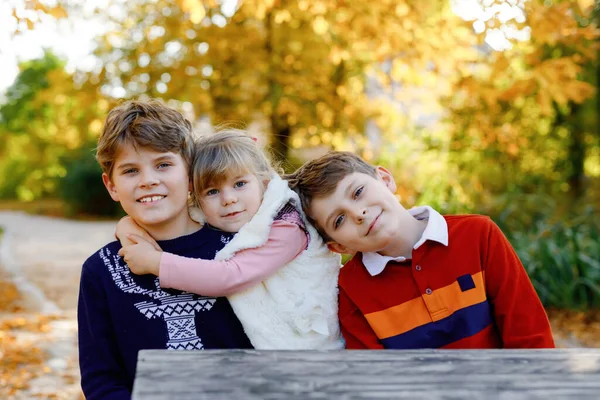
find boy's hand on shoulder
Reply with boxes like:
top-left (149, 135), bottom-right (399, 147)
top-left (118, 234), bottom-right (162, 276)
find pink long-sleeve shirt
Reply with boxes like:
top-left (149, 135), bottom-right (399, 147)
top-left (159, 220), bottom-right (308, 296)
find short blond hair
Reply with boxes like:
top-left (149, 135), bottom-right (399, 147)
top-left (191, 129), bottom-right (276, 204)
top-left (285, 151), bottom-right (377, 241)
top-left (96, 99), bottom-right (195, 177)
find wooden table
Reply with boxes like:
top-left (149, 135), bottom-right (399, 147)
top-left (132, 349), bottom-right (600, 399)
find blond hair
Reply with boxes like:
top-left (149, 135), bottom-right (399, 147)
top-left (285, 151), bottom-right (377, 241)
top-left (96, 99), bottom-right (195, 177)
top-left (191, 129), bottom-right (276, 204)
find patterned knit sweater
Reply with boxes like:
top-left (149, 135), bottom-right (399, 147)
top-left (77, 226), bottom-right (252, 400)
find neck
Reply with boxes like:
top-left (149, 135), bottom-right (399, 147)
top-left (141, 216), bottom-right (201, 241)
top-left (378, 217), bottom-right (427, 259)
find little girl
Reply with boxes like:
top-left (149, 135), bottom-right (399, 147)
top-left (117, 129), bottom-right (343, 349)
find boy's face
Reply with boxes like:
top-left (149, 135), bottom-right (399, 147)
top-left (309, 167), bottom-right (407, 255)
top-left (102, 142), bottom-right (193, 240)
top-left (198, 173), bottom-right (264, 233)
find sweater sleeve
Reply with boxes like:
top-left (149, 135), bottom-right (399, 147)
top-left (482, 219), bottom-right (555, 348)
top-left (77, 259), bottom-right (132, 400)
top-left (339, 286), bottom-right (384, 349)
top-left (159, 220), bottom-right (308, 296)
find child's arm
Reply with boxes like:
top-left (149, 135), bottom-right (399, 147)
top-left (339, 286), bottom-right (384, 349)
top-left (78, 261), bottom-right (132, 399)
top-left (159, 220), bottom-right (307, 296)
top-left (119, 220), bottom-right (307, 294)
top-left (483, 219), bottom-right (555, 348)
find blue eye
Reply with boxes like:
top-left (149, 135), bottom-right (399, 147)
top-left (123, 168), bottom-right (137, 174)
top-left (205, 189), bottom-right (218, 196)
top-left (334, 214), bottom-right (345, 229)
top-left (234, 181), bottom-right (247, 188)
top-left (157, 163), bottom-right (171, 169)
top-left (354, 186), bottom-right (363, 199)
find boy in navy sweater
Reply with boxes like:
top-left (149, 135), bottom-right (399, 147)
top-left (77, 100), bottom-right (252, 400)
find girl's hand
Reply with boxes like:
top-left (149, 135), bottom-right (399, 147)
top-left (115, 216), bottom-right (161, 251)
top-left (118, 234), bottom-right (162, 276)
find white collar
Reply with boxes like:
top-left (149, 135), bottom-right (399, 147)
top-left (361, 206), bottom-right (449, 276)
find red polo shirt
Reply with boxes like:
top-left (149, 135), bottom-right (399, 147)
top-left (338, 214), bottom-right (555, 349)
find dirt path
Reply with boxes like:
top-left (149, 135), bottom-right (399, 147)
top-left (0, 211), bottom-right (116, 311)
top-left (0, 211), bottom-right (116, 399)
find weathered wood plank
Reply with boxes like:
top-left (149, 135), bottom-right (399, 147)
top-left (132, 349), bottom-right (600, 399)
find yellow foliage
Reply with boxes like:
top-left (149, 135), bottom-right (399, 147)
top-left (48, 5), bottom-right (68, 19)
top-left (181, 0), bottom-right (206, 23)
top-left (88, 0), bottom-right (477, 160)
top-left (9, 1), bottom-right (68, 35)
top-left (576, 0), bottom-right (595, 11)
top-left (444, 0), bottom-right (598, 206)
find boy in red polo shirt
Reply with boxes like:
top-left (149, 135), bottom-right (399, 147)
top-left (286, 151), bottom-right (554, 349)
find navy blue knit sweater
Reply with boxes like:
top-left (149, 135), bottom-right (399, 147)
top-left (77, 225), bottom-right (252, 400)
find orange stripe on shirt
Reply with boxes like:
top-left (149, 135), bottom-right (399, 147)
top-left (364, 271), bottom-right (487, 339)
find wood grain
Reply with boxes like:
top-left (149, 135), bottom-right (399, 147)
top-left (132, 349), bottom-right (600, 399)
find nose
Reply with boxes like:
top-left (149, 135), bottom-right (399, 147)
top-left (350, 208), bottom-right (367, 223)
top-left (221, 189), bottom-right (237, 206)
top-left (139, 169), bottom-right (159, 188)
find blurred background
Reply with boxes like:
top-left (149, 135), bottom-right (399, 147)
top-left (0, 0), bottom-right (598, 397)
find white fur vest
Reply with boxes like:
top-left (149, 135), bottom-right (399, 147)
top-left (197, 175), bottom-right (343, 349)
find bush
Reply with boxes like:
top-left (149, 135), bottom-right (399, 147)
top-left (59, 149), bottom-right (123, 218)
top-left (0, 159), bottom-right (38, 199)
top-left (503, 211), bottom-right (600, 310)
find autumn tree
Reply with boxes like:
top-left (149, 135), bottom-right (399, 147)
top-left (91, 0), bottom-right (476, 162)
top-left (9, 0), bottom-right (68, 33)
top-left (445, 0), bottom-right (598, 209)
top-left (0, 51), bottom-right (107, 200)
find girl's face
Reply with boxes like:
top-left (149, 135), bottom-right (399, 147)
top-left (198, 172), bottom-right (265, 232)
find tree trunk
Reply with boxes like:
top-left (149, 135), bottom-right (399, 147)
top-left (270, 116), bottom-right (291, 166)
top-left (567, 103), bottom-right (585, 200)
top-left (264, 4), bottom-right (291, 166)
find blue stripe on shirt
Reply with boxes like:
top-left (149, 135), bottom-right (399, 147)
top-left (380, 300), bottom-right (493, 349)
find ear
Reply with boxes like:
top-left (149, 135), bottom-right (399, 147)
top-left (327, 241), bottom-right (352, 255)
top-left (375, 166), bottom-right (397, 193)
top-left (102, 172), bottom-right (120, 202)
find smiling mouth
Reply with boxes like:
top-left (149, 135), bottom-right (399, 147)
top-left (137, 195), bottom-right (166, 203)
top-left (223, 211), bottom-right (243, 218)
top-left (366, 212), bottom-right (381, 236)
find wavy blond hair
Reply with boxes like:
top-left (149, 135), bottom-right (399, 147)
top-left (191, 129), bottom-right (277, 205)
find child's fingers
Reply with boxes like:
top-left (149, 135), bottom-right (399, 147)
top-left (145, 237), bottom-right (161, 251)
top-left (129, 234), bottom-right (159, 250)
top-left (126, 234), bottom-right (141, 244)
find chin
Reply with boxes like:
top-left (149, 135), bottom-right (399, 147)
top-left (136, 212), bottom-right (172, 226)
top-left (374, 239), bottom-right (393, 252)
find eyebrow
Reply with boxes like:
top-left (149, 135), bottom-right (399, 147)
top-left (325, 179), bottom-right (357, 228)
top-left (115, 162), bottom-right (138, 171)
top-left (115, 154), bottom-right (177, 171)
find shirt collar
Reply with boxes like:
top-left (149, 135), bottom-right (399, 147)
top-left (361, 205), bottom-right (449, 276)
